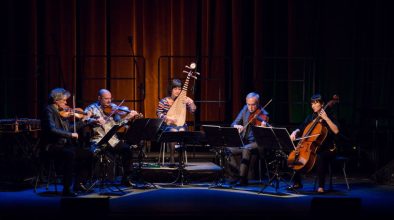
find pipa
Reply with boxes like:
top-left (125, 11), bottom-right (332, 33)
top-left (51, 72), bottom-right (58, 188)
top-left (165, 62), bottom-right (199, 126)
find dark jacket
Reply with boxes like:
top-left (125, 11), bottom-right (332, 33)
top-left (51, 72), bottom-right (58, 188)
top-left (40, 104), bottom-right (84, 149)
top-left (231, 105), bottom-right (269, 143)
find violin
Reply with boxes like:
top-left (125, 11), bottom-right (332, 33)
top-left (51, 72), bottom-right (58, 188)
top-left (240, 99), bottom-right (272, 134)
top-left (59, 105), bottom-right (87, 119)
top-left (101, 104), bottom-right (144, 122)
top-left (102, 105), bottom-right (131, 116)
top-left (247, 108), bottom-right (269, 127)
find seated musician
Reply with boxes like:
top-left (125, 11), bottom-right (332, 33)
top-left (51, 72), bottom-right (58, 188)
top-left (84, 89), bottom-right (139, 187)
top-left (289, 94), bottom-right (339, 193)
top-left (227, 92), bottom-right (269, 186)
top-left (40, 88), bottom-right (93, 196)
top-left (156, 79), bottom-right (196, 164)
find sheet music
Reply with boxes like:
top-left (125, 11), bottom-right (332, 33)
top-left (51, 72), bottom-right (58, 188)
top-left (202, 125), bottom-right (244, 148)
top-left (252, 126), bottom-right (295, 151)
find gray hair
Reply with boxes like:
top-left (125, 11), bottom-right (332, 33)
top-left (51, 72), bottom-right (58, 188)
top-left (246, 92), bottom-right (260, 104)
top-left (49, 88), bottom-right (70, 103)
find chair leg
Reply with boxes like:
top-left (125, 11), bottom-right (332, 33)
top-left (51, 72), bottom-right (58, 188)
top-left (264, 159), bottom-right (271, 181)
top-left (46, 161), bottom-right (52, 190)
top-left (34, 163), bottom-right (44, 193)
top-left (313, 175), bottom-right (318, 191)
top-left (258, 159), bottom-right (262, 183)
top-left (329, 162), bottom-right (333, 191)
top-left (159, 142), bottom-right (166, 165)
top-left (343, 161), bottom-right (350, 190)
top-left (47, 160), bottom-right (58, 192)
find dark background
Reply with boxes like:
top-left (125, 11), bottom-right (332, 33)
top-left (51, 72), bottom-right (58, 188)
top-left (1, 0), bottom-right (393, 177)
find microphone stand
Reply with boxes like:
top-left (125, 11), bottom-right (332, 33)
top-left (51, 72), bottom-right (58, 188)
top-left (128, 35), bottom-right (144, 113)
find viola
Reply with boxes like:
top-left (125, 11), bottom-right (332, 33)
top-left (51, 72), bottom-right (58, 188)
top-left (287, 95), bottom-right (339, 173)
top-left (59, 105), bottom-right (87, 119)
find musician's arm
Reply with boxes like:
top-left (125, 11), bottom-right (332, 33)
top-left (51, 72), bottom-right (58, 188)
top-left (185, 97), bottom-right (196, 113)
top-left (157, 98), bottom-right (173, 124)
top-left (290, 115), bottom-right (312, 141)
top-left (231, 105), bottom-right (246, 127)
top-left (321, 111), bottom-right (340, 134)
top-left (44, 108), bottom-right (73, 138)
top-left (290, 129), bottom-right (300, 141)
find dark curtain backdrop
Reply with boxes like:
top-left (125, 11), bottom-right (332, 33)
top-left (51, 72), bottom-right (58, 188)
top-left (2, 0), bottom-right (394, 172)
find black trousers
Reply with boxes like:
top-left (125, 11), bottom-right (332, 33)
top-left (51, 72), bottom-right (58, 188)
top-left (47, 144), bottom-right (93, 191)
top-left (226, 141), bottom-right (259, 179)
top-left (91, 141), bottom-right (133, 178)
top-left (293, 149), bottom-right (336, 188)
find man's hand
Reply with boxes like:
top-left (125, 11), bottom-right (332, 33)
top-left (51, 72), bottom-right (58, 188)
top-left (233, 124), bottom-right (244, 133)
top-left (125, 110), bottom-right (139, 120)
top-left (95, 117), bottom-right (106, 126)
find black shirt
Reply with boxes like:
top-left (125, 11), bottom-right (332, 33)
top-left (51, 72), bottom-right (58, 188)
top-left (296, 111), bottom-right (339, 151)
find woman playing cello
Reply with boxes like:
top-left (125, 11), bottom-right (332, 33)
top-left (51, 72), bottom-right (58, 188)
top-left (288, 94), bottom-right (339, 193)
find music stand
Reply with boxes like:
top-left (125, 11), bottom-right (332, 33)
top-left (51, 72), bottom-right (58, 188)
top-left (125, 118), bottom-right (163, 188)
top-left (252, 126), bottom-right (295, 193)
top-left (96, 124), bottom-right (121, 148)
top-left (202, 125), bottom-right (244, 188)
top-left (88, 124), bottom-right (126, 195)
top-left (157, 131), bottom-right (202, 186)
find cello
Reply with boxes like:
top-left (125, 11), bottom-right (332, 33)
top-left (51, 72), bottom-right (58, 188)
top-left (287, 95), bottom-right (339, 173)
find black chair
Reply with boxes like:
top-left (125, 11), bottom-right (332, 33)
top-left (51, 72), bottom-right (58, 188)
top-left (314, 155), bottom-right (351, 191)
top-left (34, 150), bottom-right (58, 193)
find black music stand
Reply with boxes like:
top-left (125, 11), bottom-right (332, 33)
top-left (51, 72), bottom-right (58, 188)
top-left (125, 118), bottom-right (163, 188)
top-left (96, 124), bottom-right (121, 148)
top-left (202, 125), bottom-right (244, 188)
top-left (88, 124), bottom-right (126, 195)
top-left (252, 126), bottom-right (295, 193)
top-left (157, 131), bottom-right (202, 186)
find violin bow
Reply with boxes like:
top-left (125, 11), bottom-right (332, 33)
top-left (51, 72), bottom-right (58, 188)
top-left (72, 95), bottom-right (76, 133)
top-left (242, 98), bottom-right (273, 132)
top-left (261, 98), bottom-right (272, 110)
top-left (294, 133), bottom-right (320, 141)
top-left (105, 99), bottom-right (126, 121)
top-left (247, 98), bottom-right (272, 124)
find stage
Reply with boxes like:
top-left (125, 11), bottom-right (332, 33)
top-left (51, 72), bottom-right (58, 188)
top-left (1, 161), bottom-right (394, 220)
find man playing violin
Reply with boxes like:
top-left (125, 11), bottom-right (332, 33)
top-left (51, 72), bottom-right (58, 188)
top-left (289, 94), bottom-right (339, 193)
top-left (84, 89), bottom-right (139, 186)
top-left (227, 92), bottom-right (269, 186)
top-left (40, 88), bottom-right (93, 196)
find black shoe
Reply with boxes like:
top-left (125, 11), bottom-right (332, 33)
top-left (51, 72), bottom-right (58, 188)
top-left (228, 176), bottom-right (240, 185)
top-left (168, 163), bottom-right (176, 168)
top-left (62, 190), bottom-right (78, 197)
top-left (73, 182), bottom-right (88, 192)
top-left (287, 183), bottom-right (303, 190)
top-left (238, 177), bottom-right (248, 186)
top-left (121, 178), bottom-right (134, 187)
